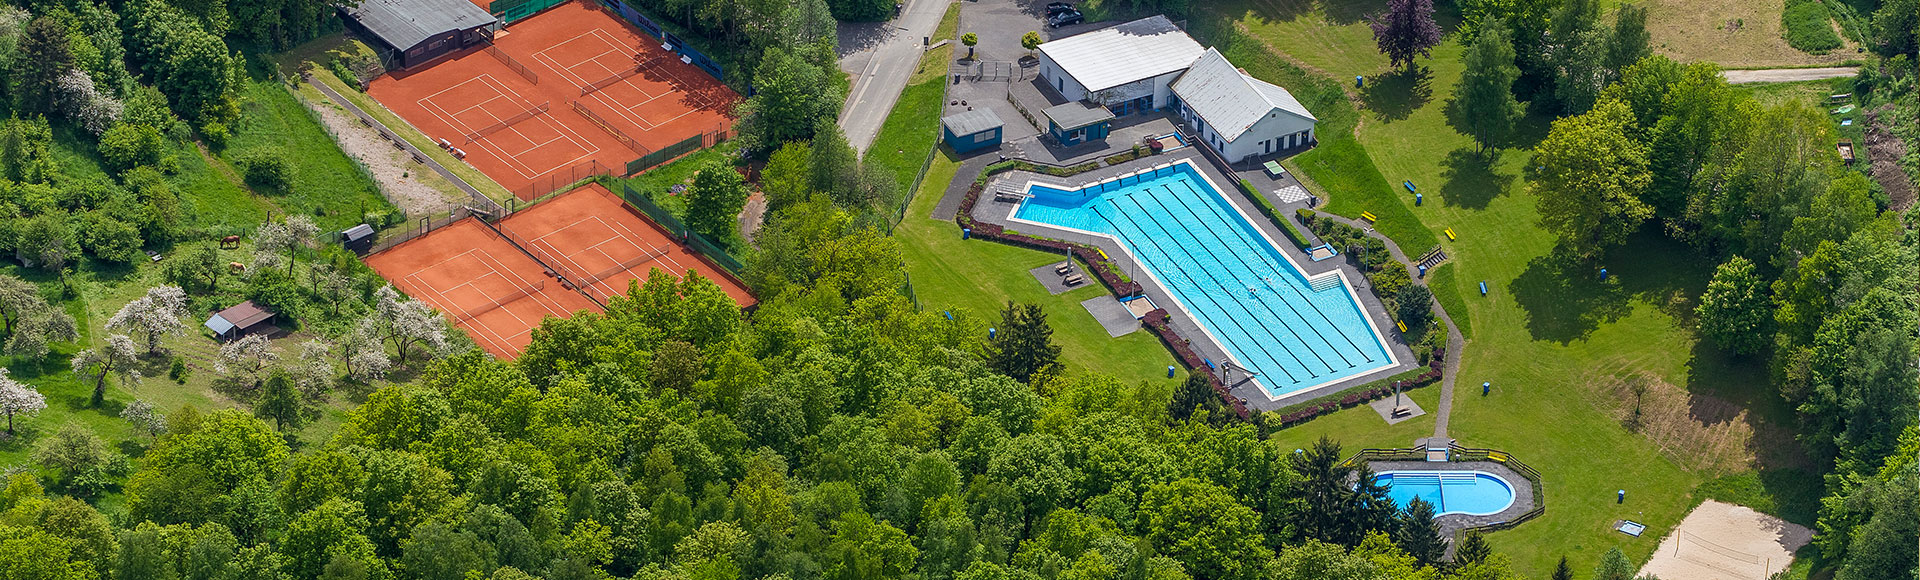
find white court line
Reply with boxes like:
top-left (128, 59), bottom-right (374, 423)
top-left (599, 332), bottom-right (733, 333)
top-left (531, 28), bottom-right (631, 90)
top-left (474, 113), bottom-right (600, 179)
top-left (416, 75), bottom-right (525, 137)
top-left (530, 215), bottom-right (686, 297)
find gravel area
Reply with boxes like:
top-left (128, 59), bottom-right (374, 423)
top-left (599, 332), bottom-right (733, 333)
top-left (1638, 500), bottom-right (1812, 580)
top-left (302, 91), bottom-right (466, 218)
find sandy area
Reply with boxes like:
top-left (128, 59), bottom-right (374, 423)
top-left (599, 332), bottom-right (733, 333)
top-left (299, 89), bottom-right (467, 218)
top-left (1638, 500), bottom-right (1812, 580)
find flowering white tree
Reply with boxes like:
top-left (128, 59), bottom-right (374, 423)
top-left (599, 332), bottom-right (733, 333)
top-left (255, 215), bottom-right (320, 275)
top-left (72, 334), bottom-right (140, 406)
top-left (120, 399), bottom-right (166, 440)
top-left (0, 273), bottom-right (50, 335)
top-left (340, 317), bottom-right (390, 382)
top-left (6, 309), bottom-right (77, 363)
top-left (107, 285), bottom-right (189, 356)
top-left (375, 286), bottom-right (449, 364)
top-left (291, 339), bottom-right (335, 401)
top-left (0, 369), bottom-right (46, 436)
top-left (216, 333), bottom-right (278, 390)
top-left (51, 69), bottom-right (122, 135)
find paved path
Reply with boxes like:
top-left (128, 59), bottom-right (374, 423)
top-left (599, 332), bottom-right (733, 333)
top-left (839, 0), bottom-right (955, 153)
top-left (1314, 214), bottom-right (1465, 443)
top-left (306, 76), bottom-right (500, 214)
top-left (1722, 67), bottom-right (1858, 84)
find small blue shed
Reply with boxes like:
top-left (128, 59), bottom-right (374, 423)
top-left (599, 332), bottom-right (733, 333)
top-left (942, 108), bottom-right (1005, 154)
top-left (1042, 100), bottom-right (1115, 147)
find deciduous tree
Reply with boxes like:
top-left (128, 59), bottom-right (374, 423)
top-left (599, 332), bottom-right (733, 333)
top-left (71, 334), bottom-right (140, 405)
top-left (686, 160), bottom-right (749, 241)
top-left (121, 399), bottom-right (166, 440)
top-left (217, 333), bottom-right (278, 390)
top-left (1695, 255), bottom-right (1770, 355)
top-left (1530, 99), bottom-right (1651, 260)
top-left (1449, 16), bottom-right (1522, 154)
top-left (1368, 0), bottom-right (1441, 69)
top-left (107, 285), bottom-right (190, 355)
top-left (0, 369), bottom-right (47, 436)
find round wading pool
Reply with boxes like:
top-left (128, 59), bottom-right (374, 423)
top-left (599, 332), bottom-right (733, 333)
top-left (1378, 471), bottom-right (1516, 516)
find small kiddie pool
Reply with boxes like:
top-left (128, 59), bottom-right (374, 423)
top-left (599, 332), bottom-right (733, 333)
top-left (1379, 471), bottom-right (1517, 516)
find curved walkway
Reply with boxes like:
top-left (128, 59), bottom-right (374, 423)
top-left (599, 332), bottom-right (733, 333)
top-left (1312, 213), bottom-right (1465, 443)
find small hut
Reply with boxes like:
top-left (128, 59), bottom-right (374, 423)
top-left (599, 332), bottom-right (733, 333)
top-left (205, 301), bottom-right (279, 341)
top-left (342, 223), bottom-right (377, 254)
top-left (942, 108), bottom-right (1005, 154)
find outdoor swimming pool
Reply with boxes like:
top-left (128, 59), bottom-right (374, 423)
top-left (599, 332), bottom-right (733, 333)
top-left (1378, 471), bottom-right (1517, 516)
top-left (1010, 160), bottom-right (1396, 398)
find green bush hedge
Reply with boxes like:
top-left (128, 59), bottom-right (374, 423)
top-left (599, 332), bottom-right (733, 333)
top-left (1236, 179), bottom-right (1316, 250)
top-left (1782, 0), bottom-right (1842, 53)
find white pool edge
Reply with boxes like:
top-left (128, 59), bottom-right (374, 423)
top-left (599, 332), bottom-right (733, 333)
top-left (999, 159), bottom-right (1404, 402)
top-left (1376, 470), bottom-right (1519, 516)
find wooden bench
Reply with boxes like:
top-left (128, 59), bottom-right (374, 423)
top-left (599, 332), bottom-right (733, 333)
top-left (1391, 406), bottom-right (1413, 418)
top-left (1063, 274), bottom-right (1085, 286)
top-left (1054, 263), bottom-right (1073, 275)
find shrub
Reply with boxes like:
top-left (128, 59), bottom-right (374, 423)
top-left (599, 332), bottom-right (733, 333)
top-left (235, 147), bottom-right (293, 194)
top-left (97, 122), bottom-right (166, 172)
top-left (1782, 0), bottom-right (1842, 52)
top-left (169, 356), bottom-right (188, 383)
top-left (78, 212), bottom-right (143, 264)
top-left (200, 120), bottom-right (230, 151)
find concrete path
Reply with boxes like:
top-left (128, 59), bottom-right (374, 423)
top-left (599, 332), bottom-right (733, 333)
top-left (306, 75), bottom-right (501, 214)
top-left (839, 0), bottom-right (955, 153)
top-left (1313, 214), bottom-right (1465, 442)
top-left (1722, 67), bottom-right (1858, 84)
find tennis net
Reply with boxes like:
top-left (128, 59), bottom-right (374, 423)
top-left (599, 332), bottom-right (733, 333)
top-left (464, 101), bottom-right (551, 143)
top-left (455, 278), bottom-right (545, 323)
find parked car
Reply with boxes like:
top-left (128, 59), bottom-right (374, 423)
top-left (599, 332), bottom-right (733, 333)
top-left (1045, 2), bottom-right (1074, 16)
top-left (1047, 9), bottom-right (1083, 28)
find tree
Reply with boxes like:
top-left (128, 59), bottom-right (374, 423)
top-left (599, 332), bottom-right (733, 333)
top-left (341, 318), bottom-right (391, 382)
top-left (961, 32), bottom-right (978, 60)
top-left (13, 17), bottom-right (73, 114)
top-left (256, 370), bottom-right (306, 432)
top-left (827, 0), bottom-right (893, 22)
top-left (237, 148), bottom-right (294, 193)
top-left (121, 399), bottom-right (166, 440)
top-left (1021, 31), bottom-right (1042, 57)
top-left (217, 333), bottom-right (278, 390)
top-left (1695, 256), bottom-right (1770, 355)
top-left (1453, 530), bottom-right (1492, 566)
top-left (1167, 371), bottom-right (1222, 421)
top-left (1592, 547), bottom-right (1633, 580)
top-left (1870, 0), bottom-right (1917, 58)
top-left (1543, 0), bottom-right (1604, 113)
top-left (0, 274), bottom-right (51, 336)
top-left (1393, 496), bottom-right (1445, 565)
top-left (1368, 0), bottom-right (1441, 69)
top-left (761, 140), bottom-right (813, 211)
top-left (737, 44), bottom-right (837, 151)
top-left (1449, 16), bottom-right (1522, 154)
top-left (686, 160), bottom-right (749, 241)
top-left (255, 215), bottom-right (319, 275)
top-left (1142, 478), bottom-right (1272, 580)
top-left (163, 244), bottom-right (225, 293)
top-left (986, 301), bottom-right (1060, 384)
top-left (107, 285), bottom-right (190, 355)
top-left (1395, 284), bottom-right (1433, 330)
top-left (1600, 6), bottom-right (1650, 85)
top-left (1834, 473), bottom-right (1917, 580)
top-left (32, 424), bottom-right (121, 497)
top-left (71, 334), bottom-right (141, 406)
top-left (7, 309), bottom-right (78, 365)
top-left (374, 286), bottom-right (449, 365)
top-left (16, 213), bottom-right (76, 270)
top-left (1530, 99), bottom-right (1652, 260)
top-left (0, 369), bottom-right (47, 436)
top-left (1549, 556), bottom-right (1573, 580)
top-left (291, 339), bottom-right (336, 402)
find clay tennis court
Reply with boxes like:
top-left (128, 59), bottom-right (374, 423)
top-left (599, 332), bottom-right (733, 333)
top-left (365, 219), bottom-right (600, 358)
top-left (367, 0), bottom-right (737, 198)
top-left (496, 184), bottom-right (756, 307)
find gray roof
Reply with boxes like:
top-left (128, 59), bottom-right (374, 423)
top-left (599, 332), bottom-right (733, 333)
top-left (1042, 100), bottom-right (1116, 131)
top-left (1036, 16), bottom-right (1205, 93)
top-left (204, 313), bottom-right (234, 336)
top-left (345, 0), bottom-right (496, 50)
top-left (342, 223), bottom-right (376, 242)
top-left (1171, 48), bottom-right (1316, 143)
top-left (942, 108), bottom-right (1004, 136)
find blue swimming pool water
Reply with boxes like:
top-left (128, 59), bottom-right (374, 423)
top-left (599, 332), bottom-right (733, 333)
top-left (1379, 471), bottom-right (1516, 516)
top-left (1011, 161), bottom-right (1394, 398)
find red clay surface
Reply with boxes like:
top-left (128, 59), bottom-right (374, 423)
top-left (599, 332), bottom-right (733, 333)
top-left (364, 219), bottom-right (601, 358)
top-left (368, 0), bottom-right (737, 199)
top-left (497, 184), bottom-right (756, 307)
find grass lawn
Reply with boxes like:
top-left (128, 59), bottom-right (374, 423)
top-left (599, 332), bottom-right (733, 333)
top-left (897, 150), bottom-right (1180, 389)
top-left (226, 77), bottom-right (399, 232)
top-left (1202, 1), bottom-right (1813, 575)
top-left (865, 2), bottom-right (961, 218)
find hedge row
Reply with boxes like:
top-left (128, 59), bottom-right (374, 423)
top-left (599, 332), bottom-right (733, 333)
top-left (1237, 178), bottom-right (1314, 250)
top-left (1269, 350), bottom-right (1446, 428)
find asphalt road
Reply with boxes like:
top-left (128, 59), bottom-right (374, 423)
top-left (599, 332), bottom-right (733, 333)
top-left (838, 0), bottom-right (954, 153)
top-left (1722, 66), bottom-right (1858, 84)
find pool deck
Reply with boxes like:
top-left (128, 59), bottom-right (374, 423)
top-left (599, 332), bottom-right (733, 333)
top-left (1366, 460), bottom-right (1540, 546)
top-left (967, 146), bottom-right (1420, 411)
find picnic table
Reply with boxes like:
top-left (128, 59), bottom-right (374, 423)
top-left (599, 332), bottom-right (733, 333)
top-left (1263, 160), bottom-right (1287, 177)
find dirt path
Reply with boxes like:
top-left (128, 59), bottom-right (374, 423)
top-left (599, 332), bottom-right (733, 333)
top-left (195, 144), bottom-right (285, 216)
top-left (1721, 67), bottom-right (1858, 84)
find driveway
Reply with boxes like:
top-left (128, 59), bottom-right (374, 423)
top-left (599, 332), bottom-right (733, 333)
top-left (838, 0), bottom-right (956, 153)
top-left (1722, 66), bottom-right (1858, 84)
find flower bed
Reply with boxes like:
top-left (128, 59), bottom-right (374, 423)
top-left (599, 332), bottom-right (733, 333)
top-left (1266, 350), bottom-right (1446, 429)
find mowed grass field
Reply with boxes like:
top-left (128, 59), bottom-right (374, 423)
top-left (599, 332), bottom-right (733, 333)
top-left (898, 151), bottom-right (1181, 390)
top-left (1198, 0), bottom-right (1809, 575)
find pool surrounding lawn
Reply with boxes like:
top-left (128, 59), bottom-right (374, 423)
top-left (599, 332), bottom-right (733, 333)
top-left (1380, 470), bottom-right (1518, 516)
top-left (1007, 160), bottom-right (1399, 399)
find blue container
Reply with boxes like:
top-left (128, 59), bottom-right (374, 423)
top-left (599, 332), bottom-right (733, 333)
top-left (1167, 365), bottom-right (1176, 378)
top-left (1599, 268), bottom-right (1609, 281)
top-left (1356, 75), bottom-right (1364, 87)
top-left (1479, 281), bottom-right (1488, 296)
top-left (1415, 193), bottom-right (1422, 206)
top-left (988, 328), bottom-right (996, 339)
top-left (962, 227), bottom-right (971, 240)
top-left (1418, 265), bottom-right (1427, 278)
top-left (1482, 381), bottom-right (1491, 396)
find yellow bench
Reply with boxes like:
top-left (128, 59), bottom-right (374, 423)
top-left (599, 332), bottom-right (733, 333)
top-left (1396, 321), bottom-right (1407, 333)
top-left (1444, 228), bottom-right (1457, 241)
top-left (1360, 211), bottom-right (1377, 222)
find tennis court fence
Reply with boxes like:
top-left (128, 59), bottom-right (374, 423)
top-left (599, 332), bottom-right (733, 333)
top-left (620, 183), bottom-right (745, 274)
top-left (512, 160), bottom-right (612, 202)
top-left (366, 207), bottom-right (475, 255)
top-left (475, 217), bottom-right (607, 309)
top-left (465, 101), bottom-right (550, 142)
